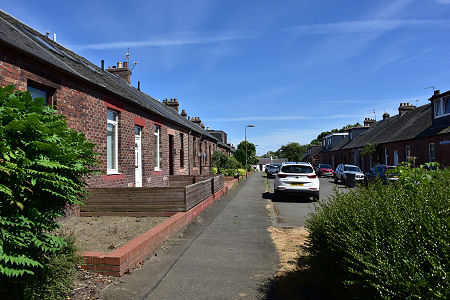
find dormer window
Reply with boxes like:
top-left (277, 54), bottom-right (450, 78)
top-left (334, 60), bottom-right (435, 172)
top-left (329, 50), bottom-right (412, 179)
top-left (434, 97), bottom-right (450, 118)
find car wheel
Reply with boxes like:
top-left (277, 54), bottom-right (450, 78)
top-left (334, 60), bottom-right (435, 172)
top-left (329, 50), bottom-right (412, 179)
top-left (273, 190), bottom-right (280, 201)
top-left (313, 192), bottom-right (320, 201)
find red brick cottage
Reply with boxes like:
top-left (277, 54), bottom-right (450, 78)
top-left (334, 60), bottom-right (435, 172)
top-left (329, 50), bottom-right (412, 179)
top-left (319, 100), bottom-right (450, 171)
top-left (0, 10), bottom-right (232, 188)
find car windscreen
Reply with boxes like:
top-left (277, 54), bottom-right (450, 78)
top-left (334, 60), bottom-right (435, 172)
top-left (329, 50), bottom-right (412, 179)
top-left (321, 164), bottom-right (332, 169)
top-left (344, 166), bottom-right (361, 172)
top-left (281, 165), bottom-right (313, 174)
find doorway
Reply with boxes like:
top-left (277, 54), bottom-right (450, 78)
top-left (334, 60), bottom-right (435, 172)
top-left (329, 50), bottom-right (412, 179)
top-left (135, 126), bottom-right (142, 187)
top-left (169, 134), bottom-right (174, 175)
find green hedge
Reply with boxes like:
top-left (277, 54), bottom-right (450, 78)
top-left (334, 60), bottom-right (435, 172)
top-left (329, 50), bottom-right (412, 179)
top-left (305, 166), bottom-right (449, 299)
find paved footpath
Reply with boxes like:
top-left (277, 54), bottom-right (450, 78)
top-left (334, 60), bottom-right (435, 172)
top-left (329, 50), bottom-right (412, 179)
top-left (103, 173), bottom-right (278, 300)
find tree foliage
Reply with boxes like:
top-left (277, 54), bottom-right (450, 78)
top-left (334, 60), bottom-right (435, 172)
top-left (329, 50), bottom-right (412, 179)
top-left (212, 150), bottom-right (242, 170)
top-left (309, 122), bottom-right (361, 145)
top-left (0, 86), bottom-right (98, 279)
top-left (234, 141), bottom-right (258, 166)
top-left (260, 151), bottom-right (277, 159)
top-left (275, 142), bottom-right (307, 162)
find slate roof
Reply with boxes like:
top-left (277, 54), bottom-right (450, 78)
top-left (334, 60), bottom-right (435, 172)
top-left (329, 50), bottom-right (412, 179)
top-left (328, 103), bottom-right (450, 151)
top-left (0, 10), bottom-right (230, 149)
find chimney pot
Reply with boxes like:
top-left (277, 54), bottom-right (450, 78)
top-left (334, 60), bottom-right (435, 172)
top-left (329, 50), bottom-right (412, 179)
top-left (138, 81), bottom-right (140, 91)
top-left (181, 109), bottom-right (187, 117)
top-left (106, 61), bottom-right (132, 84)
top-left (434, 90), bottom-right (440, 95)
top-left (101, 60), bottom-right (104, 70)
top-left (124, 61), bottom-right (128, 68)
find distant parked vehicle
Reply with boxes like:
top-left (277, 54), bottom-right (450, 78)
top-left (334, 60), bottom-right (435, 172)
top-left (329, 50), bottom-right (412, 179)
top-left (365, 164), bottom-right (399, 184)
top-left (315, 164), bottom-right (335, 177)
top-left (266, 164), bottom-right (282, 178)
top-left (334, 164), bottom-right (364, 184)
top-left (274, 162), bottom-right (319, 201)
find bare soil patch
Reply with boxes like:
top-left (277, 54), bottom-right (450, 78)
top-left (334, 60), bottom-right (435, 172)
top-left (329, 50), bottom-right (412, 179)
top-left (268, 226), bottom-right (309, 275)
top-left (59, 216), bottom-right (168, 252)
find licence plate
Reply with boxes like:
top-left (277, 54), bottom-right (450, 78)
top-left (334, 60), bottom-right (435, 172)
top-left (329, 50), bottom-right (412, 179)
top-left (290, 183), bottom-right (304, 186)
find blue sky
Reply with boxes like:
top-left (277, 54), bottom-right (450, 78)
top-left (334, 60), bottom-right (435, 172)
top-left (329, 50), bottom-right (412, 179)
top-left (2, 0), bottom-right (450, 155)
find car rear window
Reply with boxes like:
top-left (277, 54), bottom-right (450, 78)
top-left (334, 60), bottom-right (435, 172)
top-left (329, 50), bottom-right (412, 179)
top-left (344, 166), bottom-right (361, 172)
top-left (321, 164), bottom-right (332, 169)
top-left (281, 165), bottom-right (313, 173)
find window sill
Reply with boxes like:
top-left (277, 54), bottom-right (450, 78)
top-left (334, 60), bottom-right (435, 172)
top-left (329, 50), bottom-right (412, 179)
top-left (103, 173), bottom-right (125, 180)
top-left (153, 170), bottom-right (163, 174)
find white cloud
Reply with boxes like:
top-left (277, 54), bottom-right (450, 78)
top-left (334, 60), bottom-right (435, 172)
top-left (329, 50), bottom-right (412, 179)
top-left (204, 114), bottom-right (357, 122)
top-left (287, 19), bottom-right (450, 35)
top-left (70, 31), bottom-right (259, 50)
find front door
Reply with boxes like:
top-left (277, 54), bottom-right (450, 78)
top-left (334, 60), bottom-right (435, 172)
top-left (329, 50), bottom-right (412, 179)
top-left (135, 126), bottom-right (142, 187)
top-left (169, 134), bottom-right (174, 175)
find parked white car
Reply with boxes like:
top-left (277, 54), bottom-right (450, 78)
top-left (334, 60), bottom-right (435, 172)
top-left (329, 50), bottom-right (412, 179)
top-left (274, 162), bottom-right (320, 201)
top-left (334, 164), bottom-right (365, 184)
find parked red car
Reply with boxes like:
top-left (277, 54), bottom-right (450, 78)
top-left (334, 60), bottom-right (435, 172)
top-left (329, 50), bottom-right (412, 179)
top-left (315, 164), bottom-right (335, 177)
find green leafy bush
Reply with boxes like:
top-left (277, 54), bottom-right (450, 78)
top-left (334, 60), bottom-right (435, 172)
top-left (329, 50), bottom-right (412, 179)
top-left (221, 169), bottom-right (238, 176)
top-left (0, 86), bottom-right (97, 280)
top-left (210, 167), bottom-right (218, 174)
top-left (22, 234), bottom-right (81, 300)
top-left (212, 150), bottom-right (242, 174)
top-left (305, 166), bottom-right (449, 299)
top-left (237, 168), bottom-right (247, 176)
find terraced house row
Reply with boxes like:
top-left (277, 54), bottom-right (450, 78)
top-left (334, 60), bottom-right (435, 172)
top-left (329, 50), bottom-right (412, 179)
top-left (0, 10), bottom-right (233, 188)
top-left (312, 97), bottom-right (450, 170)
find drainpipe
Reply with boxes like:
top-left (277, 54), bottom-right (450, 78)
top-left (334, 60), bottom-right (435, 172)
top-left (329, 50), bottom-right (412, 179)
top-left (188, 130), bottom-right (192, 175)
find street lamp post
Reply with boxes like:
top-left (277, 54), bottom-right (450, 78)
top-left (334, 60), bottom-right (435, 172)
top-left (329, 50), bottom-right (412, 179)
top-left (245, 125), bottom-right (255, 166)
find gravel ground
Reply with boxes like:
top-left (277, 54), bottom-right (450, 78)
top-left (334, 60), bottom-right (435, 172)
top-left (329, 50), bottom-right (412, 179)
top-left (59, 216), bottom-right (168, 252)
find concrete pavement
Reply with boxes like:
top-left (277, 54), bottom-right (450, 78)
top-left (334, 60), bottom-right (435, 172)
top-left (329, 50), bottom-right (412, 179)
top-left (102, 173), bottom-right (278, 300)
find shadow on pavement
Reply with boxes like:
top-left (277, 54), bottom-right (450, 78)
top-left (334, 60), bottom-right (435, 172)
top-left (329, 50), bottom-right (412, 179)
top-left (264, 192), bottom-right (316, 203)
top-left (259, 256), bottom-right (334, 300)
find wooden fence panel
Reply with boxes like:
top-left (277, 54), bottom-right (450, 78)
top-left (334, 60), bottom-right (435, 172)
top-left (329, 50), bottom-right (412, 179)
top-left (168, 175), bottom-right (195, 187)
top-left (83, 187), bottom-right (186, 213)
top-left (185, 178), bottom-right (213, 210)
top-left (213, 174), bottom-right (225, 193)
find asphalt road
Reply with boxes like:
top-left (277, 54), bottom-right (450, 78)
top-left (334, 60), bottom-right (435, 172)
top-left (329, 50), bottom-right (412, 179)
top-left (102, 173), bottom-right (278, 300)
top-left (267, 175), bottom-right (348, 227)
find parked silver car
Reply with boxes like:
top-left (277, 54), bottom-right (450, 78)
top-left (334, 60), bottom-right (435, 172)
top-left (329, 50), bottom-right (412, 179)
top-left (266, 164), bottom-right (282, 178)
top-left (334, 164), bottom-right (364, 184)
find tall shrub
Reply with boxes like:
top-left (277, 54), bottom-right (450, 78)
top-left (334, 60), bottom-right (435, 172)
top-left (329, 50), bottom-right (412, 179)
top-left (0, 86), bottom-right (98, 281)
top-left (305, 164), bottom-right (449, 298)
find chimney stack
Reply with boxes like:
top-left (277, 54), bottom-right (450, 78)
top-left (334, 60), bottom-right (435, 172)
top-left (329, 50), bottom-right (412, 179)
top-left (364, 117), bottom-right (375, 127)
top-left (382, 112), bottom-right (390, 121)
top-left (167, 98), bottom-right (179, 112)
top-left (181, 109), bottom-right (187, 118)
top-left (191, 117), bottom-right (202, 126)
top-left (398, 102), bottom-right (416, 116)
top-left (200, 123), bottom-right (205, 129)
top-left (137, 81), bottom-right (140, 91)
top-left (434, 90), bottom-right (440, 96)
top-left (101, 60), bottom-right (104, 70)
top-left (106, 61), bottom-right (132, 84)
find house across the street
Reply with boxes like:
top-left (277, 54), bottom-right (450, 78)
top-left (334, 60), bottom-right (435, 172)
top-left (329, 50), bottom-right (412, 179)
top-left (319, 99), bottom-right (450, 171)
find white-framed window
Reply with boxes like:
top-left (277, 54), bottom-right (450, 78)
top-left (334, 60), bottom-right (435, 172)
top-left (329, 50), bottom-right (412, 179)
top-left (405, 146), bottom-right (411, 161)
top-left (429, 143), bottom-right (436, 162)
top-left (107, 109), bottom-right (119, 174)
top-left (154, 125), bottom-right (161, 170)
top-left (434, 97), bottom-right (450, 118)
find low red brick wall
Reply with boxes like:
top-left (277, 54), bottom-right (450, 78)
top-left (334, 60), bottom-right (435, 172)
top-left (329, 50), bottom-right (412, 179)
top-left (81, 177), bottom-right (241, 276)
